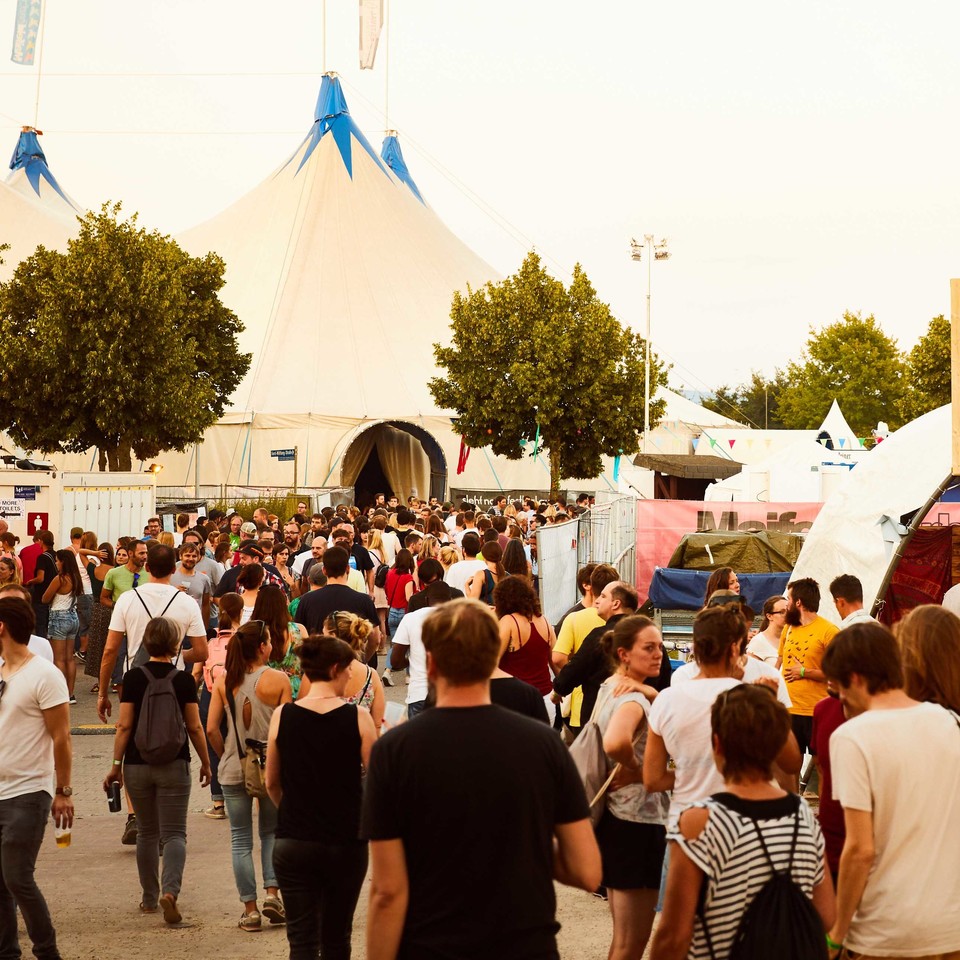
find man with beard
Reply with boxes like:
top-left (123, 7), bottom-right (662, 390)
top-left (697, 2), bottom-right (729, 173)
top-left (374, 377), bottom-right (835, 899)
top-left (170, 543), bottom-right (213, 628)
top-left (777, 577), bottom-right (838, 768)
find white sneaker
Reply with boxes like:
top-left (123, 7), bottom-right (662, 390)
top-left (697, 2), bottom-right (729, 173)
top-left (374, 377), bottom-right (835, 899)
top-left (381, 670), bottom-right (394, 687)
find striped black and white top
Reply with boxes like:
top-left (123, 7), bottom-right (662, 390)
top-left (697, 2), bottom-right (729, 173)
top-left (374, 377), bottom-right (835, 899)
top-left (669, 793), bottom-right (824, 960)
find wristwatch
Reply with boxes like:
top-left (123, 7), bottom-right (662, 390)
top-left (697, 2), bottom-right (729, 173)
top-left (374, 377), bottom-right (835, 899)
top-left (55, 786), bottom-right (73, 797)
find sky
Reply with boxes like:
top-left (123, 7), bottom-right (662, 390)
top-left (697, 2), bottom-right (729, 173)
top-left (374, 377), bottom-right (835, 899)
top-left (2, 0), bottom-right (959, 399)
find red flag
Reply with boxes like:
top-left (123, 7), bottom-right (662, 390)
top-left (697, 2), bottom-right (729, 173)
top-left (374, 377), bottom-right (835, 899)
top-left (457, 438), bottom-right (470, 475)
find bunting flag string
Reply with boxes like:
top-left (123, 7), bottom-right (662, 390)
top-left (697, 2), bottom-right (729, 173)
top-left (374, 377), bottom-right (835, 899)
top-left (691, 437), bottom-right (699, 451)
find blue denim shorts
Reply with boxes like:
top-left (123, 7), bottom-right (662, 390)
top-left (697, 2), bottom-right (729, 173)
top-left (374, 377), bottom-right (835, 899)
top-left (47, 609), bottom-right (79, 641)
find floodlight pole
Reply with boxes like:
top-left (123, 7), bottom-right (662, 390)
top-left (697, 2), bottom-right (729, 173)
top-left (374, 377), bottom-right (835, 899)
top-left (631, 236), bottom-right (669, 454)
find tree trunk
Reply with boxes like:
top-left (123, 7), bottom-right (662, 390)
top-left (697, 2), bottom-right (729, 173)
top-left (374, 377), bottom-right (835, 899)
top-left (105, 447), bottom-right (132, 471)
top-left (97, 448), bottom-right (107, 471)
top-left (549, 447), bottom-right (562, 500)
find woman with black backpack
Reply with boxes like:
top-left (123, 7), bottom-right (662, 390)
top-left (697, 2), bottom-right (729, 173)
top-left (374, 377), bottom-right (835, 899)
top-left (649, 684), bottom-right (835, 960)
top-left (102, 617), bottom-right (211, 926)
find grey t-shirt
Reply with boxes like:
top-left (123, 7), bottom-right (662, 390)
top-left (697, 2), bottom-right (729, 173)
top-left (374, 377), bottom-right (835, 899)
top-left (170, 568), bottom-right (213, 608)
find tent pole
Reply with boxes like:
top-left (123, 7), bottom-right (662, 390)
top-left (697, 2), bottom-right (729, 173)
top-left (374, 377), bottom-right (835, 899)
top-left (32, 0), bottom-right (48, 126)
top-left (871, 471), bottom-right (954, 618)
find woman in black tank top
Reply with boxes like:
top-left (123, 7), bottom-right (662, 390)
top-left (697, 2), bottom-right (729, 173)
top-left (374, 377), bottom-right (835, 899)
top-left (265, 635), bottom-right (378, 960)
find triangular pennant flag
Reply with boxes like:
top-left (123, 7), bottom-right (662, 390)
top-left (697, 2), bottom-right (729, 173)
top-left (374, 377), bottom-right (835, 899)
top-left (818, 438), bottom-right (827, 446)
top-left (746, 439), bottom-right (754, 448)
top-left (709, 438), bottom-right (717, 449)
top-left (859, 437), bottom-right (866, 447)
top-left (765, 438), bottom-right (773, 447)
top-left (728, 439), bottom-right (736, 449)
top-left (839, 438), bottom-right (846, 449)
top-left (692, 438), bottom-right (699, 451)
top-left (613, 454), bottom-right (621, 482)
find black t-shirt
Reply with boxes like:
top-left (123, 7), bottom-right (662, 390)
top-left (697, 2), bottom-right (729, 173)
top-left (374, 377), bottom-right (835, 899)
top-left (407, 582), bottom-right (464, 613)
top-left (490, 676), bottom-right (549, 724)
top-left (361, 705), bottom-right (589, 960)
top-left (297, 584), bottom-right (379, 636)
top-left (120, 662), bottom-right (198, 765)
top-left (351, 544), bottom-right (374, 574)
top-left (31, 550), bottom-right (57, 604)
top-left (214, 562), bottom-right (282, 597)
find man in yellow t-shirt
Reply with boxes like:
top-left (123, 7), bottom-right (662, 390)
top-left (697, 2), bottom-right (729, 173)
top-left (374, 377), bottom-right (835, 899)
top-left (778, 577), bottom-right (839, 760)
top-left (552, 564), bottom-right (619, 733)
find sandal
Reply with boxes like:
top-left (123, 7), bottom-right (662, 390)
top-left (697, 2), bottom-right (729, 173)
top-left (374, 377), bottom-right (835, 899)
top-left (159, 893), bottom-right (181, 925)
top-left (90, 683), bottom-right (99, 694)
top-left (238, 910), bottom-right (262, 932)
top-left (139, 902), bottom-right (157, 914)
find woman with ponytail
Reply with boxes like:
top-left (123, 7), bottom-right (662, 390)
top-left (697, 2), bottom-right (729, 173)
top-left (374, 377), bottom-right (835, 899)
top-left (206, 620), bottom-right (292, 932)
top-left (265, 634), bottom-right (377, 960)
top-left (307, 609), bottom-right (385, 730)
top-left (592, 615), bottom-right (670, 960)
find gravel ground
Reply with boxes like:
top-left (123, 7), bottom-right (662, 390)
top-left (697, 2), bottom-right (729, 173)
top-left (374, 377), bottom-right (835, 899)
top-left (21, 661), bottom-right (620, 959)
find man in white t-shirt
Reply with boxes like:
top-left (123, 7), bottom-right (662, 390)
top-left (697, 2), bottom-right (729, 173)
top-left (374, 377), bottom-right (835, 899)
top-left (0, 595), bottom-right (73, 960)
top-left (823, 621), bottom-right (960, 958)
top-left (444, 531), bottom-right (485, 594)
top-left (0, 584), bottom-right (54, 662)
top-left (389, 606), bottom-right (432, 718)
top-left (97, 544), bottom-right (208, 723)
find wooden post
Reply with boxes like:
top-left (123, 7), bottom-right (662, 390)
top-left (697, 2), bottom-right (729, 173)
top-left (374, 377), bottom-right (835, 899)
top-left (293, 446), bottom-right (299, 499)
top-left (952, 280), bottom-right (960, 476)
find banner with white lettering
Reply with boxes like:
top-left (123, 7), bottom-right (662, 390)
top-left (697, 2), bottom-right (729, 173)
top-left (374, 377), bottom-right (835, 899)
top-left (359, 0), bottom-right (383, 69)
top-left (11, 0), bottom-right (40, 65)
top-left (635, 500), bottom-right (824, 603)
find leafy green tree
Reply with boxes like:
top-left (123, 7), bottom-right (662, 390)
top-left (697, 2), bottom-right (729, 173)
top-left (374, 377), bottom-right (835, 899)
top-left (702, 370), bottom-right (787, 429)
top-left (777, 311), bottom-right (905, 435)
top-left (0, 204), bottom-right (250, 470)
top-left (430, 251), bottom-right (667, 495)
top-left (900, 314), bottom-right (950, 422)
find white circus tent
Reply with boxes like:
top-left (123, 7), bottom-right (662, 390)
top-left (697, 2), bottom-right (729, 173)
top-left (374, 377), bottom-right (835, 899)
top-left (0, 127), bottom-right (80, 282)
top-left (154, 73), bottom-right (602, 500)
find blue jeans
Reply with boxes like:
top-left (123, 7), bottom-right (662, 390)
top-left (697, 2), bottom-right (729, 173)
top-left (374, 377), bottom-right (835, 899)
top-left (123, 760), bottom-right (191, 907)
top-left (198, 685), bottom-right (225, 803)
top-left (221, 784), bottom-right (278, 903)
top-left (387, 606), bottom-right (404, 638)
top-left (0, 791), bottom-right (59, 960)
top-left (273, 837), bottom-right (367, 960)
top-left (76, 594), bottom-right (94, 644)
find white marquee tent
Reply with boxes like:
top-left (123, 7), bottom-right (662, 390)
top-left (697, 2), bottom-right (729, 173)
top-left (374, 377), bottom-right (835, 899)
top-left (790, 403), bottom-right (952, 624)
top-left (149, 73), bottom-right (618, 500)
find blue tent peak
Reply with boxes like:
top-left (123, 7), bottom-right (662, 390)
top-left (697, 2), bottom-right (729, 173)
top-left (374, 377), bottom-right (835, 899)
top-left (283, 73), bottom-right (388, 181)
top-left (8, 128), bottom-right (78, 211)
top-left (381, 133), bottom-right (424, 204)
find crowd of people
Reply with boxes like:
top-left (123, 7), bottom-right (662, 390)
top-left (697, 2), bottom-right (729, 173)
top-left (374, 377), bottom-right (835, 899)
top-left (2, 494), bottom-right (960, 960)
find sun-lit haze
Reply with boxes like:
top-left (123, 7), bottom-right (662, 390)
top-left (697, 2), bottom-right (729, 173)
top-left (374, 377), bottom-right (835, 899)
top-left (2, 0), bottom-right (958, 394)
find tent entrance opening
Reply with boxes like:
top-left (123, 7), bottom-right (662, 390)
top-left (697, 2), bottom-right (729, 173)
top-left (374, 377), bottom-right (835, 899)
top-left (353, 444), bottom-right (392, 510)
top-left (341, 421), bottom-right (447, 505)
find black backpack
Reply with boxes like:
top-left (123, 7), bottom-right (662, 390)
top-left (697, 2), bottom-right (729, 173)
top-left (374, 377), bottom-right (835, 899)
top-left (700, 804), bottom-right (827, 960)
top-left (373, 562), bottom-right (390, 589)
top-left (133, 665), bottom-right (187, 765)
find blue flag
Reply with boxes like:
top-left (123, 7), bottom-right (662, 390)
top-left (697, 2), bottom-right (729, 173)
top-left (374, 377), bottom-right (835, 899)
top-left (11, 0), bottom-right (41, 65)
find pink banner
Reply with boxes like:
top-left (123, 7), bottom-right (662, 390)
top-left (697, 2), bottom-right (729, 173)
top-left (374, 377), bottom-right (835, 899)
top-left (635, 501), bottom-right (824, 602)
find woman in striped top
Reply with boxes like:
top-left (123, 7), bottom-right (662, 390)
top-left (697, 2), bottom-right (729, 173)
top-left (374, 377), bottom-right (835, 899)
top-left (650, 684), bottom-right (834, 960)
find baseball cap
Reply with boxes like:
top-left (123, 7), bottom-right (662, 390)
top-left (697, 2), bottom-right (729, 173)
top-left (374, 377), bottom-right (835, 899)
top-left (240, 522), bottom-right (258, 536)
top-left (238, 542), bottom-right (265, 559)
